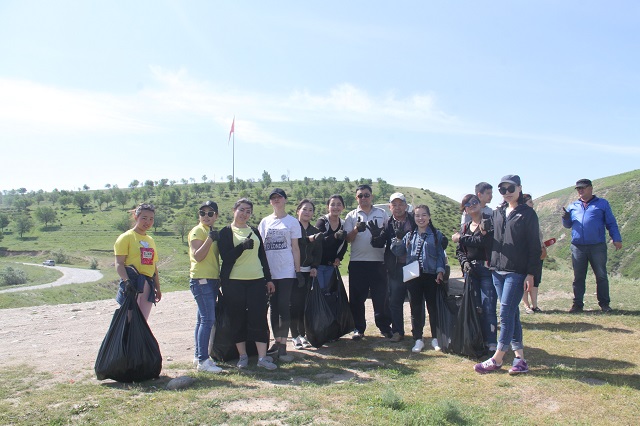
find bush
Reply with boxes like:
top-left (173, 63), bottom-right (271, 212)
top-left (0, 266), bottom-right (28, 286)
top-left (51, 249), bottom-right (70, 264)
top-left (90, 258), bottom-right (99, 270)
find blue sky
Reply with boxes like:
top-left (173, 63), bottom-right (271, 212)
top-left (1, 1), bottom-right (638, 205)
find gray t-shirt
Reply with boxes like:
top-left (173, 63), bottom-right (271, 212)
top-left (343, 206), bottom-right (388, 262)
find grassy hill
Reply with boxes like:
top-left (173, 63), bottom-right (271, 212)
top-left (0, 178), bottom-right (460, 303)
top-left (534, 169), bottom-right (640, 278)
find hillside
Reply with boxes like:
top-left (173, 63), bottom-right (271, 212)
top-left (534, 169), bottom-right (640, 278)
top-left (0, 178), bottom-right (460, 291)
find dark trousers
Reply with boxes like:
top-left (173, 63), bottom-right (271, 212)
top-left (571, 242), bottom-right (610, 307)
top-left (270, 278), bottom-right (294, 339)
top-left (348, 261), bottom-right (391, 335)
top-left (407, 273), bottom-right (439, 340)
top-left (290, 272), bottom-right (310, 337)
top-left (222, 279), bottom-right (269, 344)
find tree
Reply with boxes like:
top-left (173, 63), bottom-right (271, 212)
top-left (105, 183), bottom-right (111, 189)
top-left (82, 184), bottom-right (90, 191)
top-left (172, 211), bottom-right (194, 243)
top-left (34, 206), bottom-right (57, 229)
top-left (129, 180), bottom-right (139, 189)
top-left (261, 170), bottom-right (272, 189)
top-left (73, 192), bottom-right (91, 212)
top-left (58, 195), bottom-right (73, 209)
top-left (0, 213), bottom-right (9, 231)
top-left (113, 188), bottom-right (130, 210)
top-left (49, 190), bottom-right (60, 205)
top-left (13, 197), bottom-right (31, 211)
top-left (281, 174), bottom-right (288, 182)
top-left (153, 211), bottom-right (167, 232)
top-left (202, 175), bottom-right (208, 183)
top-left (114, 214), bottom-right (131, 233)
top-left (34, 193), bottom-right (45, 205)
top-left (158, 178), bottom-right (169, 188)
top-left (17, 188), bottom-right (27, 195)
top-left (14, 215), bottom-right (33, 238)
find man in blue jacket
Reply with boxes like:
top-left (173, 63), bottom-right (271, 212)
top-left (562, 179), bottom-right (622, 313)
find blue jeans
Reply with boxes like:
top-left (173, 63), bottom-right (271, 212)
top-left (492, 272), bottom-right (525, 353)
top-left (190, 278), bottom-right (219, 362)
top-left (469, 265), bottom-right (497, 346)
top-left (571, 243), bottom-right (610, 307)
top-left (316, 265), bottom-right (336, 292)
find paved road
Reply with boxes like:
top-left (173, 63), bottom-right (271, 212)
top-left (0, 263), bottom-right (104, 294)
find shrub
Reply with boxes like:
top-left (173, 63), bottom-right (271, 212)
top-left (51, 249), bottom-right (69, 264)
top-left (0, 266), bottom-right (28, 286)
top-left (89, 258), bottom-right (99, 270)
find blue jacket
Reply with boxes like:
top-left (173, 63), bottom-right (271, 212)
top-left (391, 227), bottom-right (446, 275)
top-left (562, 196), bottom-right (621, 245)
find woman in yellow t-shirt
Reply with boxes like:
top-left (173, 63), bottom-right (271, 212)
top-left (188, 201), bottom-right (223, 373)
top-left (114, 203), bottom-right (161, 320)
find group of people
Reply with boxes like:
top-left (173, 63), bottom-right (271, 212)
top-left (112, 175), bottom-right (622, 376)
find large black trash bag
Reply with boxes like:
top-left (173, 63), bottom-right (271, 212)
top-left (334, 268), bottom-right (355, 337)
top-left (304, 277), bottom-right (341, 348)
top-left (450, 273), bottom-right (486, 358)
top-left (209, 290), bottom-right (260, 362)
top-left (95, 288), bottom-right (162, 382)
top-left (435, 284), bottom-right (460, 353)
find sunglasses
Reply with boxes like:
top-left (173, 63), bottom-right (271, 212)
top-left (357, 193), bottom-right (371, 199)
top-left (464, 199), bottom-right (480, 208)
top-left (498, 184), bottom-right (516, 195)
top-left (199, 210), bottom-right (216, 217)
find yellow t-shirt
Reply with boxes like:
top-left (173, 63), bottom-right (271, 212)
top-left (188, 223), bottom-right (220, 279)
top-left (228, 226), bottom-right (265, 280)
top-left (114, 229), bottom-right (157, 277)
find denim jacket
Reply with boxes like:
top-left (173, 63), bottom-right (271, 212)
top-left (391, 228), bottom-right (446, 275)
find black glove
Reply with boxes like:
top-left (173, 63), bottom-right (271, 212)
top-left (296, 272), bottom-right (306, 288)
top-left (208, 227), bottom-right (219, 242)
top-left (355, 217), bottom-right (367, 232)
top-left (366, 219), bottom-right (383, 237)
top-left (562, 207), bottom-right (570, 220)
top-left (312, 232), bottom-right (324, 243)
top-left (242, 233), bottom-right (254, 250)
top-left (480, 218), bottom-right (493, 233)
top-left (393, 221), bottom-right (408, 239)
top-left (462, 261), bottom-right (472, 275)
top-left (334, 229), bottom-right (346, 241)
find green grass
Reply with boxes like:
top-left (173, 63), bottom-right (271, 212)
top-left (0, 260), bottom-right (62, 289)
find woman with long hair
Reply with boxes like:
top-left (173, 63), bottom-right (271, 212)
top-left (315, 194), bottom-right (348, 292)
top-left (474, 175), bottom-right (540, 375)
top-left (218, 198), bottom-right (277, 370)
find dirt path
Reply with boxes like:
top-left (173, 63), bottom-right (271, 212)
top-left (0, 273), bottom-right (463, 385)
top-left (0, 263), bottom-right (103, 294)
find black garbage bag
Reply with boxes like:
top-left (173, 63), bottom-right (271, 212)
top-left (95, 287), bottom-right (162, 382)
top-left (450, 273), bottom-right (486, 358)
top-left (434, 284), bottom-right (460, 353)
top-left (334, 268), bottom-right (355, 336)
top-left (209, 290), bottom-right (261, 362)
top-left (304, 277), bottom-right (341, 348)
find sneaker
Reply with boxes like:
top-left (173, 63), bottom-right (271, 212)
top-left (524, 306), bottom-right (534, 314)
top-left (257, 357), bottom-right (277, 370)
top-left (197, 358), bottom-right (222, 373)
top-left (267, 343), bottom-right (280, 359)
top-left (508, 358), bottom-right (529, 375)
top-left (601, 305), bottom-right (613, 313)
top-left (381, 330), bottom-right (393, 339)
top-left (278, 345), bottom-right (294, 362)
top-left (390, 332), bottom-right (404, 342)
top-left (193, 357), bottom-right (199, 368)
top-left (299, 335), bottom-right (312, 348)
top-left (292, 336), bottom-right (303, 349)
top-left (532, 307), bottom-right (542, 313)
top-left (431, 338), bottom-right (441, 351)
top-left (412, 339), bottom-right (425, 353)
top-left (488, 344), bottom-right (497, 352)
top-left (352, 330), bottom-right (364, 341)
top-left (474, 358), bottom-right (502, 374)
top-left (237, 354), bottom-right (249, 369)
top-left (569, 304), bottom-right (583, 313)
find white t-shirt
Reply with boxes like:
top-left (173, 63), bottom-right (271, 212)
top-left (258, 214), bottom-right (302, 279)
top-left (343, 206), bottom-right (388, 262)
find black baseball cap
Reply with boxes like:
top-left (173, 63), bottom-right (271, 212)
top-left (269, 188), bottom-right (287, 199)
top-left (199, 201), bottom-right (218, 212)
top-left (575, 179), bottom-right (592, 188)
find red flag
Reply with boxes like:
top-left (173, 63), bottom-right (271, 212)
top-left (228, 117), bottom-right (235, 144)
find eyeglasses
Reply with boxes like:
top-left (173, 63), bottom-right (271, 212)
top-left (199, 210), bottom-right (216, 217)
top-left (575, 186), bottom-right (590, 191)
top-left (357, 193), bottom-right (371, 199)
top-left (464, 199), bottom-right (480, 208)
top-left (498, 185), bottom-right (516, 195)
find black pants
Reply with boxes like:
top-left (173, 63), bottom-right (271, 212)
top-left (290, 272), bottom-right (310, 337)
top-left (348, 261), bottom-right (391, 335)
top-left (222, 279), bottom-right (269, 344)
top-left (407, 273), bottom-right (438, 340)
top-left (270, 278), bottom-right (294, 339)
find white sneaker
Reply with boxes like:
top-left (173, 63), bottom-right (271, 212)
top-left (257, 357), bottom-right (278, 370)
top-left (299, 335), bottom-right (312, 348)
top-left (292, 336), bottom-right (302, 349)
top-left (197, 358), bottom-right (222, 373)
top-left (412, 339), bottom-right (425, 353)
top-left (431, 338), bottom-right (441, 351)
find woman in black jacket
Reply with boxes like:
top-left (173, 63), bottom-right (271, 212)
top-left (474, 175), bottom-right (540, 375)
top-left (218, 198), bottom-right (277, 370)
